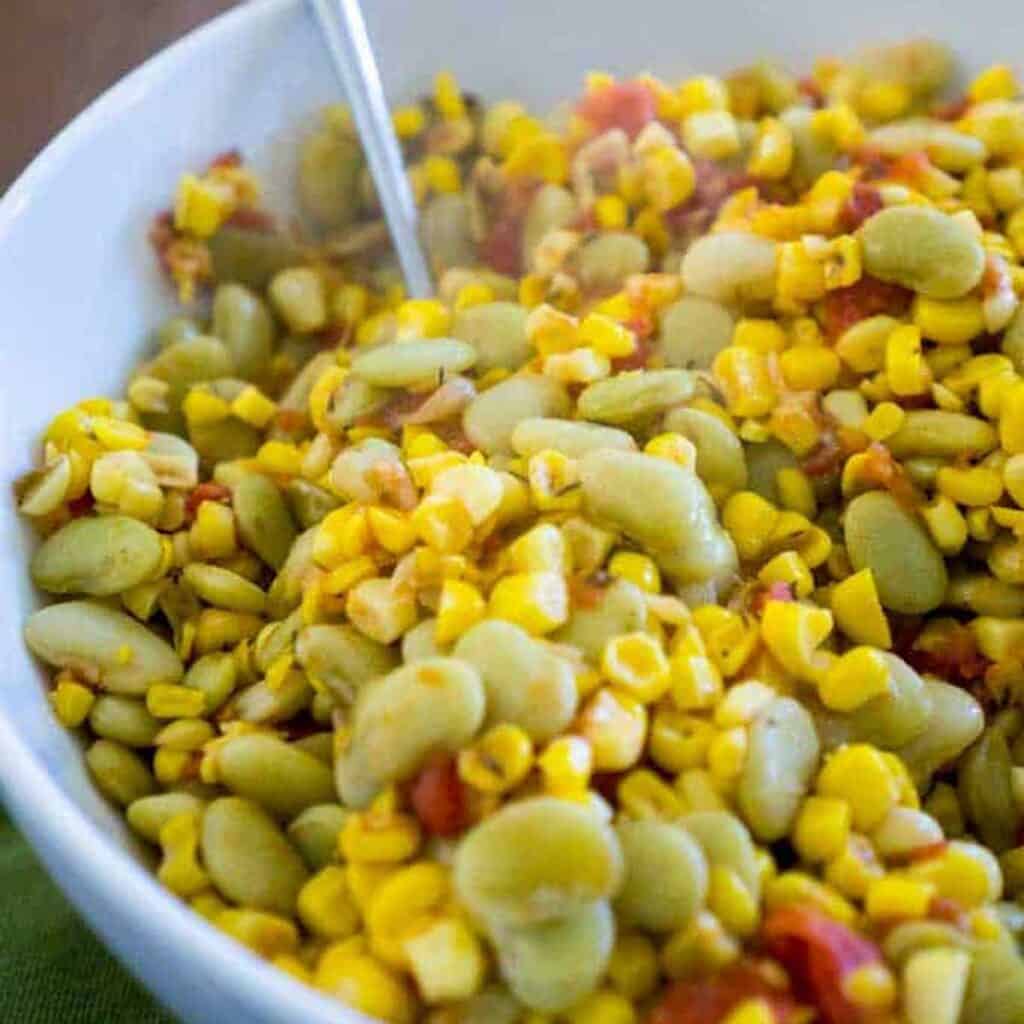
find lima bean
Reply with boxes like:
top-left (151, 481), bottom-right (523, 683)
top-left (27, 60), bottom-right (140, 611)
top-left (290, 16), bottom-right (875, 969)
top-left (142, 336), bottom-right (234, 412)
top-left (155, 316), bottom-right (201, 349)
top-left (614, 820), bottom-right (708, 932)
top-left (89, 696), bottom-right (162, 748)
top-left (183, 652), bottom-right (238, 713)
top-left (328, 438), bottom-right (404, 505)
top-left (1002, 307), bottom-right (1024, 372)
top-left (211, 283), bottom-right (275, 379)
top-left (664, 408), bottom-right (747, 501)
top-left (844, 490), bottom-right (947, 614)
top-left (287, 804), bottom-right (349, 870)
top-left (886, 410), bottom-right (997, 459)
top-left (744, 439), bottom-right (800, 506)
top-left (945, 573), bottom-right (1024, 618)
top-left (25, 600), bottom-right (183, 695)
top-left (217, 734), bottom-right (335, 818)
top-left (580, 450), bottom-right (738, 588)
top-left (737, 696), bottom-right (820, 842)
top-left (576, 232), bottom-right (650, 292)
top-left (553, 579), bottom-right (648, 663)
top-left (298, 127), bottom-right (362, 228)
top-left (491, 902), bottom-right (615, 1014)
top-left (958, 719), bottom-right (1020, 852)
top-left (207, 226), bottom-right (303, 290)
top-left (845, 653), bottom-right (931, 748)
top-left (86, 740), bottom-right (156, 807)
top-left (577, 369), bottom-right (695, 426)
top-left (201, 797), bottom-right (309, 915)
top-left (658, 297), bottom-right (736, 370)
top-left (867, 119), bottom-right (987, 172)
top-left (126, 792), bottom-right (206, 844)
top-left (511, 417), bottom-right (636, 459)
top-left (681, 811), bottom-right (761, 902)
top-left (860, 205), bottom-right (986, 299)
top-left (233, 670), bottom-right (313, 725)
top-left (400, 619), bottom-right (442, 662)
top-left (522, 184), bottom-right (577, 268)
top-left (961, 934), bottom-right (1024, 1024)
top-left (451, 302), bottom-right (531, 373)
top-left (31, 515), bottom-right (163, 596)
top-left (141, 432), bottom-right (199, 490)
top-left (351, 338), bottom-right (477, 390)
top-left (780, 107), bottom-right (839, 189)
top-left (232, 473), bottom-right (297, 570)
top-left (681, 231), bottom-right (777, 305)
top-left (285, 479), bottom-right (340, 529)
top-left (463, 375), bottom-right (570, 454)
top-left (421, 193), bottom-right (476, 274)
top-left (336, 658), bottom-right (485, 807)
top-left (454, 797), bottom-right (623, 925)
top-left (182, 563), bottom-right (266, 614)
top-left (295, 623), bottom-right (398, 704)
top-left (454, 620), bottom-right (578, 742)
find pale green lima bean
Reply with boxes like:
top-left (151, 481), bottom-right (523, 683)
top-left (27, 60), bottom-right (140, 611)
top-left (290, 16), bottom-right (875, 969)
top-left (511, 418), bottom-right (636, 459)
top-left (886, 410), bottom-right (997, 459)
top-left (577, 369), bottom-right (695, 426)
top-left (232, 472), bottom-right (297, 571)
top-left (522, 184), bottom-right (577, 268)
top-left (681, 811), bottom-right (761, 902)
top-left (452, 302), bottom-right (531, 373)
top-left (351, 338), bottom-right (477, 389)
top-left (288, 804), bottom-right (349, 870)
top-left (211, 283), bottom-right (275, 379)
top-left (576, 232), bottom-right (649, 292)
top-left (86, 739), bottom-right (156, 807)
top-left (89, 696), bottom-right (162, 748)
top-left (658, 297), bottom-right (736, 370)
top-left (127, 792), bottom-right (207, 844)
top-left (182, 563), bottom-right (266, 614)
top-left (463, 375), bottom-right (570, 454)
top-left (664, 408), bottom-right (748, 501)
top-left (295, 623), bottom-right (398, 704)
top-left (681, 231), bottom-right (778, 305)
top-left (553, 579), bottom-right (648, 663)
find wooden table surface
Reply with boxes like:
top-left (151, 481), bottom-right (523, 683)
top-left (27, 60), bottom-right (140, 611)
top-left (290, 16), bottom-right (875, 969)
top-left (1, 1), bottom-right (238, 190)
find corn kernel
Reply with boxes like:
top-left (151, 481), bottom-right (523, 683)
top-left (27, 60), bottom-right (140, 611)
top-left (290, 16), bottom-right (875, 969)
top-left (669, 653), bottom-right (724, 711)
top-left (602, 632), bottom-right (671, 703)
top-left (641, 145), bottom-right (696, 211)
top-left (793, 796), bottom-right (851, 863)
top-left (51, 677), bottom-right (95, 728)
top-left (315, 948), bottom-right (415, 1024)
top-left (433, 69), bottom-right (466, 120)
top-left (346, 577), bottom-right (418, 645)
top-left (458, 723), bottom-right (533, 794)
top-left (568, 990), bottom-right (637, 1024)
top-left (779, 345), bottom-right (840, 392)
top-left (903, 947), bottom-right (971, 1024)
top-left (595, 194), bottom-right (629, 229)
top-left (617, 768), bottom-right (685, 820)
top-left (434, 579), bottom-right (486, 647)
top-left (722, 491), bottom-right (779, 561)
top-left (886, 325), bottom-right (931, 396)
top-left (649, 710), bottom-right (714, 773)
top-left (230, 386), bottom-right (278, 429)
top-left (764, 871), bottom-right (857, 924)
top-left (577, 688), bottom-right (647, 772)
top-left (683, 111), bottom-right (740, 160)
top-left (661, 910), bottom-right (739, 980)
top-left (340, 809), bottom-right (421, 864)
top-left (936, 465), bottom-right (1003, 507)
top-left (404, 917), bottom-right (485, 1004)
top-left (969, 64), bottom-right (1019, 102)
top-left (707, 727), bottom-right (748, 787)
top-left (607, 551), bottom-right (661, 593)
top-left (760, 599), bottom-right (833, 683)
top-left (865, 874), bottom-right (936, 921)
top-left (721, 1000), bottom-right (775, 1024)
top-left (411, 496), bottom-right (474, 554)
top-left (825, 833), bottom-right (885, 900)
top-left (747, 117), bottom-right (793, 179)
top-left (913, 296), bottom-right (986, 345)
top-left (819, 646), bottom-right (892, 712)
top-left (713, 347), bottom-right (778, 418)
top-left (607, 932), bottom-right (659, 1001)
top-left (217, 909), bottom-right (298, 959)
top-left (489, 571), bottom-right (569, 635)
top-left (842, 962), bottom-right (896, 1012)
top-left (157, 811), bottom-right (210, 898)
top-left (757, 550), bottom-right (813, 598)
top-left (174, 173), bottom-right (235, 238)
top-left (297, 866), bottom-right (359, 940)
top-left (907, 839), bottom-right (1003, 907)
top-left (538, 735), bottom-right (592, 795)
top-left (678, 75), bottom-right (729, 114)
top-left (829, 568), bottom-right (891, 649)
top-left (818, 744), bottom-right (901, 831)
top-left (920, 495), bottom-right (969, 555)
top-left (708, 864), bottom-right (759, 939)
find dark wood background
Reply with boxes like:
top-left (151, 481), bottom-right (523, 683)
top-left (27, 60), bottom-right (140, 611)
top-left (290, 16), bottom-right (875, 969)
top-left (2, 1), bottom-right (238, 190)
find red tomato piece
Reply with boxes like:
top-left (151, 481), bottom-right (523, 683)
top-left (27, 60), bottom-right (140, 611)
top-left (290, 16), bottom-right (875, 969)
top-left (649, 960), bottom-right (804, 1024)
top-left (761, 906), bottom-right (884, 1024)
top-left (481, 214), bottom-right (523, 275)
top-left (821, 276), bottom-right (911, 339)
top-left (66, 492), bottom-right (96, 519)
top-left (410, 755), bottom-right (469, 837)
top-left (184, 482), bottom-right (232, 521)
top-left (577, 80), bottom-right (657, 139)
top-left (839, 184), bottom-right (884, 232)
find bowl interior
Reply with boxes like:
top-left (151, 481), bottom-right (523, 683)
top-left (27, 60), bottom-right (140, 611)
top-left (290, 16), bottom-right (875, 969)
top-left (0, 0), bottom-right (1018, 1020)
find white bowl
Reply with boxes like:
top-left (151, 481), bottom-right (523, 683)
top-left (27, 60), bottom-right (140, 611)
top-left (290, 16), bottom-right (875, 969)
top-left (0, 1), bottom-right (1016, 1020)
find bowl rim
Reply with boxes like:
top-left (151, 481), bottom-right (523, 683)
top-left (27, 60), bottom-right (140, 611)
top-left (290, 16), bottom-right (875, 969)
top-left (0, 1), bottom-right (371, 1020)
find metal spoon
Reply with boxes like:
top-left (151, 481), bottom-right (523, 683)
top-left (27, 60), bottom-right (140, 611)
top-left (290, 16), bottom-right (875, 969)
top-left (310, 0), bottom-right (433, 297)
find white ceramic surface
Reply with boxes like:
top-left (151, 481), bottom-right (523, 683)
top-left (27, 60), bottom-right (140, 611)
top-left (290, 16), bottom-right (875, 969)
top-left (0, 1), bottom-right (1017, 1020)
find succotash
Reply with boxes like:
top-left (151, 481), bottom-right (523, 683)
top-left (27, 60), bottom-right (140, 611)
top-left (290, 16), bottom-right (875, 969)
top-left (19, 37), bottom-right (1024, 1024)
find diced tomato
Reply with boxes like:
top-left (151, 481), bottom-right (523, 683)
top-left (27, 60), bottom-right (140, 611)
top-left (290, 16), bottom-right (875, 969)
top-left (570, 575), bottom-right (608, 610)
top-left (225, 206), bottom-right (276, 232)
top-left (761, 906), bottom-right (884, 1024)
top-left (797, 76), bottom-right (825, 108)
top-left (612, 336), bottom-right (654, 372)
top-left (577, 80), bottom-right (657, 140)
top-left (66, 492), bottom-right (95, 519)
top-left (148, 210), bottom-right (177, 272)
top-left (901, 621), bottom-right (991, 687)
top-left (433, 419), bottom-right (475, 453)
top-left (207, 149), bottom-right (242, 170)
top-left (888, 150), bottom-right (933, 186)
top-left (649, 960), bottom-right (804, 1024)
top-left (274, 408), bottom-right (310, 435)
top-left (856, 147), bottom-right (893, 183)
top-left (481, 214), bottom-right (523, 275)
top-left (410, 755), bottom-right (470, 837)
top-left (664, 161), bottom-right (756, 238)
top-left (821, 275), bottom-right (911, 339)
top-left (184, 481), bottom-right (232, 521)
top-left (928, 896), bottom-right (970, 930)
top-left (801, 431), bottom-right (844, 478)
top-left (751, 581), bottom-right (795, 616)
top-left (839, 183), bottom-right (884, 232)
top-left (901, 840), bottom-right (949, 865)
top-left (933, 96), bottom-right (970, 121)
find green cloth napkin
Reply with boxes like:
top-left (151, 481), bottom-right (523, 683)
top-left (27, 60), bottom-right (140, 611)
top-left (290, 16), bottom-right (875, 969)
top-left (0, 811), bottom-right (176, 1023)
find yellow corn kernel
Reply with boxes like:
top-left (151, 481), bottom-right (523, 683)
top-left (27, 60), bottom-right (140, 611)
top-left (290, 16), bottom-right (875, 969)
top-left (903, 946), bottom-right (971, 1024)
top-left (920, 495), bottom-right (969, 555)
top-left (432, 463), bottom-right (504, 525)
top-left (391, 104), bottom-right (426, 138)
top-left (157, 812), bottom-right (210, 898)
top-left (707, 727), bottom-right (748, 788)
top-left (504, 130), bottom-right (569, 184)
top-left (489, 571), bottom-right (569, 635)
top-left (713, 347), bottom-right (778, 418)
top-left (760, 599), bottom-right (833, 683)
top-left (913, 296), bottom-right (986, 345)
top-left (433, 69), bottom-right (466, 120)
top-left (578, 312), bottom-right (637, 358)
top-left (818, 744), bottom-right (901, 831)
top-left (594, 194), bottom-right (629, 229)
top-left (576, 688), bottom-right (647, 772)
top-left (315, 948), bottom-right (415, 1024)
top-left (617, 768), bottom-right (685, 820)
top-left (346, 578), bottom-right (417, 645)
top-left (51, 677), bottom-right (95, 728)
top-left (774, 467), bottom-right (817, 520)
top-left (649, 710), bottom-right (714, 773)
top-left (568, 989), bottom-right (636, 1024)
top-left (340, 809), bottom-right (421, 864)
top-left (230, 386), bottom-right (278, 429)
top-left (683, 110), bottom-right (740, 159)
top-left (538, 735), bottom-right (592, 796)
top-left (602, 632), bottom-right (671, 704)
top-left (1001, 381), bottom-right (1024, 453)
top-left (315, 506), bottom-right (371, 568)
top-left (434, 579), bottom-right (486, 647)
top-left (644, 433), bottom-right (697, 470)
top-left (722, 491), bottom-right (779, 561)
top-left (886, 324), bottom-right (931, 396)
top-left (366, 507), bottom-right (417, 556)
top-left (822, 235), bottom-right (862, 291)
top-left (703, 614), bottom-right (759, 679)
top-left (819, 647), bottom-right (892, 712)
top-left (859, 401), bottom-right (903, 443)
top-left (936, 465), bottom-right (1003, 507)
top-left (706, 865), bottom-right (759, 939)
top-left (526, 303), bottom-right (579, 355)
top-left (865, 875), bottom-right (936, 921)
top-left (764, 871), bottom-right (857, 925)
top-left (190, 891), bottom-right (228, 922)
top-left (183, 388), bottom-right (230, 427)
top-left (660, 910), bottom-right (739, 980)
top-left (90, 416), bottom-right (148, 452)
top-left (733, 318), bottom-right (787, 354)
top-left (721, 1000), bottom-right (775, 1024)
top-left (825, 833), bottom-right (885, 900)
top-left (458, 723), bottom-right (533, 794)
top-left (174, 173), bottom-right (235, 238)
top-left (907, 840), bottom-right (1003, 907)
top-left (256, 441), bottom-right (303, 477)
top-left (396, 299), bottom-right (452, 340)
top-left (856, 79), bottom-right (911, 121)
top-left (812, 102), bottom-right (864, 150)
top-left (676, 768), bottom-right (728, 813)
top-left (969, 64), bottom-right (1018, 102)
top-left (411, 496), bottom-right (474, 554)
top-left (793, 796), bottom-right (851, 864)
top-left (669, 653), bottom-right (724, 711)
top-left (404, 916), bottom-right (486, 1005)
top-left (842, 962), bottom-right (896, 1013)
top-left (678, 74), bottom-right (729, 114)
top-left (607, 551), bottom-right (661, 593)
top-left (154, 719), bottom-right (213, 751)
top-left (713, 682), bottom-right (777, 730)
top-left (217, 909), bottom-right (299, 960)
top-left (365, 860), bottom-right (450, 968)
top-left (775, 240), bottom-right (827, 313)
top-left (153, 748), bottom-right (192, 786)
top-left (641, 144), bottom-right (696, 211)
top-left (757, 550), bottom-right (813, 598)
top-left (607, 932), bottom-right (659, 1001)
top-left (146, 683), bottom-right (206, 719)
top-left (830, 568), bottom-right (891, 649)
top-left (297, 866), bottom-right (360, 940)
top-left (747, 117), bottom-right (793, 179)
top-left (323, 556), bottom-right (377, 596)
